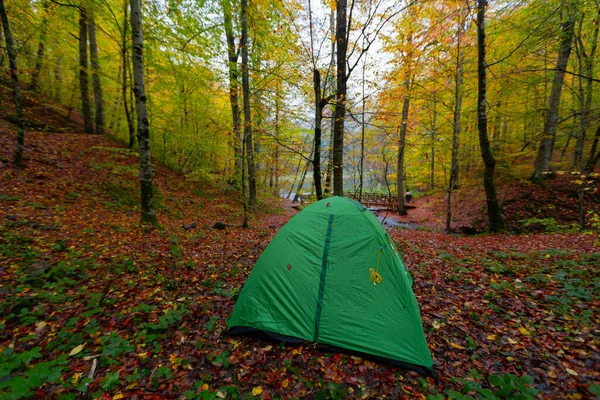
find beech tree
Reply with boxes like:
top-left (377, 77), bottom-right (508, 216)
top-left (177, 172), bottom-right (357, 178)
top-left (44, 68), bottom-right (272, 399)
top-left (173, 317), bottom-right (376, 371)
top-left (0, 0), bottom-right (25, 167)
top-left (477, 0), bottom-right (504, 232)
top-left (130, 0), bottom-right (157, 225)
top-left (79, 6), bottom-right (94, 134)
top-left (531, 6), bottom-right (576, 181)
top-left (240, 0), bottom-right (256, 212)
top-left (88, 13), bottom-right (105, 134)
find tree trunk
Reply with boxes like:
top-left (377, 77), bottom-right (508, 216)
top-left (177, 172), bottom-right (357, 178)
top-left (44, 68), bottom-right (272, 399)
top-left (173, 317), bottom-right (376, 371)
top-left (79, 7), bottom-right (93, 134)
top-left (447, 23), bottom-right (464, 233)
top-left (29, 0), bottom-right (48, 91)
top-left (130, 0), bottom-right (157, 225)
top-left (584, 125), bottom-right (600, 173)
top-left (324, 7), bottom-right (335, 195)
top-left (53, 56), bottom-right (62, 101)
top-left (477, 0), bottom-right (504, 233)
top-left (313, 68), bottom-right (323, 200)
top-left (241, 0), bottom-right (256, 210)
top-left (223, 0), bottom-right (242, 185)
top-left (333, 0), bottom-right (347, 196)
top-left (431, 93), bottom-right (437, 190)
top-left (579, 8), bottom-right (599, 171)
top-left (396, 79), bottom-right (410, 217)
top-left (532, 9), bottom-right (575, 181)
top-left (359, 44), bottom-right (366, 202)
top-left (88, 14), bottom-right (104, 135)
top-left (0, 0), bottom-right (25, 167)
top-left (121, 0), bottom-right (135, 147)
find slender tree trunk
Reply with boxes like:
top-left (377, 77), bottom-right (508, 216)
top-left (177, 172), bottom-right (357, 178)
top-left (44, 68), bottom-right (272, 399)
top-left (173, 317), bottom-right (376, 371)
top-left (324, 8), bottom-right (335, 195)
top-left (396, 79), bottom-right (410, 217)
top-left (0, 27), bottom-right (4, 67)
top-left (121, 0), bottom-right (135, 147)
top-left (273, 83), bottom-right (280, 194)
top-left (477, 0), bottom-right (504, 233)
top-left (88, 14), bottom-right (104, 135)
top-left (579, 8), bottom-right (599, 172)
top-left (0, 0), bottom-right (25, 167)
top-left (241, 0), bottom-right (256, 210)
top-left (532, 10), bottom-right (575, 181)
top-left (79, 7), bottom-right (93, 134)
top-left (294, 149), bottom-right (314, 203)
top-left (313, 68), bottom-right (323, 200)
top-left (333, 0), bottom-right (347, 196)
top-left (130, 0), bottom-right (157, 225)
top-left (29, 0), bottom-right (49, 91)
top-left (359, 44), bottom-right (366, 202)
top-left (447, 25), bottom-right (464, 233)
top-left (223, 0), bottom-right (242, 185)
top-left (431, 93), bottom-right (437, 190)
top-left (53, 56), bottom-right (62, 101)
top-left (584, 125), bottom-right (600, 173)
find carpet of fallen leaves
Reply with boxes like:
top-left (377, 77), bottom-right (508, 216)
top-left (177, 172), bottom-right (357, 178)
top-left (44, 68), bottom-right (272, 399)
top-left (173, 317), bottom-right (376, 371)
top-left (0, 92), bottom-right (599, 399)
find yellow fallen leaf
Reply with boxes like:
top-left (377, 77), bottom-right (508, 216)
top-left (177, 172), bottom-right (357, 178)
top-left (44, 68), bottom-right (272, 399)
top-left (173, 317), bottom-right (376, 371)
top-left (518, 327), bottom-right (531, 336)
top-left (252, 386), bottom-right (263, 396)
top-left (507, 337), bottom-right (518, 345)
top-left (548, 370), bottom-right (557, 379)
top-left (261, 345), bottom-right (272, 351)
top-left (201, 383), bottom-right (209, 391)
top-left (450, 342), bottom-right (465, 350)
top-left (69, 343), bottom-right (86, 356)
top-left (291, 348), bottom-right (302, 355)
top-left (71, 373), bottom-right (81, 383)
top-left (486, 334), bottom-right (497, 340)
top-left (545, 254), bottom-right (551, 258)
top-left (113, 394), bottom-right (124, 400)
top-left (138, 352), bottom-right (149, 358)
top-left (35, 321), bottom-right (47, 335)
top-left (281, 379), bottom-right (289, 388)
top-left (216, 391), bottom-right (226, 399)
top-left (432, 320), bottom-right (441, 330)
top-left (566, 368), bottom-right (578, 376)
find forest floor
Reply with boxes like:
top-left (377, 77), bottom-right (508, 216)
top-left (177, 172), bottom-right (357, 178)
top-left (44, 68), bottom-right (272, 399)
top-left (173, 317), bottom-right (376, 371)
top-left (0, 87), bottom-right (599, 399)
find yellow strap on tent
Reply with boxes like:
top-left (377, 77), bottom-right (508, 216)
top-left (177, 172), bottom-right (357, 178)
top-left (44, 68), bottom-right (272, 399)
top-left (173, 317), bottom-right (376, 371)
top-left (369, 247), bottom-right (383, 285)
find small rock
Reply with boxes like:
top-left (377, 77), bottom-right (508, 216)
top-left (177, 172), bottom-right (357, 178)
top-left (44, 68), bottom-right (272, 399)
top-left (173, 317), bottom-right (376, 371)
top-left (183, 222), bottom-right (197, 230)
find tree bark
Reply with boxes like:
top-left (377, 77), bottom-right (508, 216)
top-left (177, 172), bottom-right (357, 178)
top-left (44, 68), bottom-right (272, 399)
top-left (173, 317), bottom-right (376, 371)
top-left (396, 79), bottom-right (410, 217)
top-left (79, 7), bottom-right (93, 134)
top-left (324, 7), bottom-right (335, 195)
top-left (447, 21), bottom-right (464, 233)
top-left (130, 0), bottom-right (157, 225)
top-left (223, 0), bottom-right (242, 185)
top-left (88, 14), bottom-right (104, 135)
top-left (29, 0), bottom-right (49, 91)
top-left (121, 0), bottom-right (135, 147)
top-left (241, 0), bottom-right (256, 210)
top-left (313, 68), bottom-right (323, 200)
top-left (430, 93), bottom-right (437, 190)
top-left (477, 0), bottom-right (504, 233)
top-left (333, 0), bottom-right (348, 196)
top-left (579, 8), bottom-right (599, 172)
top-left (532, 9), bottom-right (575, 181)
top-left (0, 0), bottom-right (25, 167)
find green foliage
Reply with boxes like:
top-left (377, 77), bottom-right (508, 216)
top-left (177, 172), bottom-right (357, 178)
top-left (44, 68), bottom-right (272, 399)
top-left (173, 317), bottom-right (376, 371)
top-left (100, 371), bottom-right (120, 391)
top-left (444, 371), bottom-right (539, 400)
top-left (0, 348), bottom-right (69, 399)
top-left (520, 217), bottom-right (579, 233)
top-left (140, 307), bottom-right (186, 332)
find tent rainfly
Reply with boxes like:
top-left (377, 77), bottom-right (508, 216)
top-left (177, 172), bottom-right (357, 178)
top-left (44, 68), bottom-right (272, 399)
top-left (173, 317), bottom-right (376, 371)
top-left (227, 196), bottom-right (433, 375)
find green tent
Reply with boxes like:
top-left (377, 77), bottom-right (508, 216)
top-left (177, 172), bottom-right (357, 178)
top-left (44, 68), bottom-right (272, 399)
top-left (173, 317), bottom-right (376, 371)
top-left (227, 196), bottom-right (433, 375)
